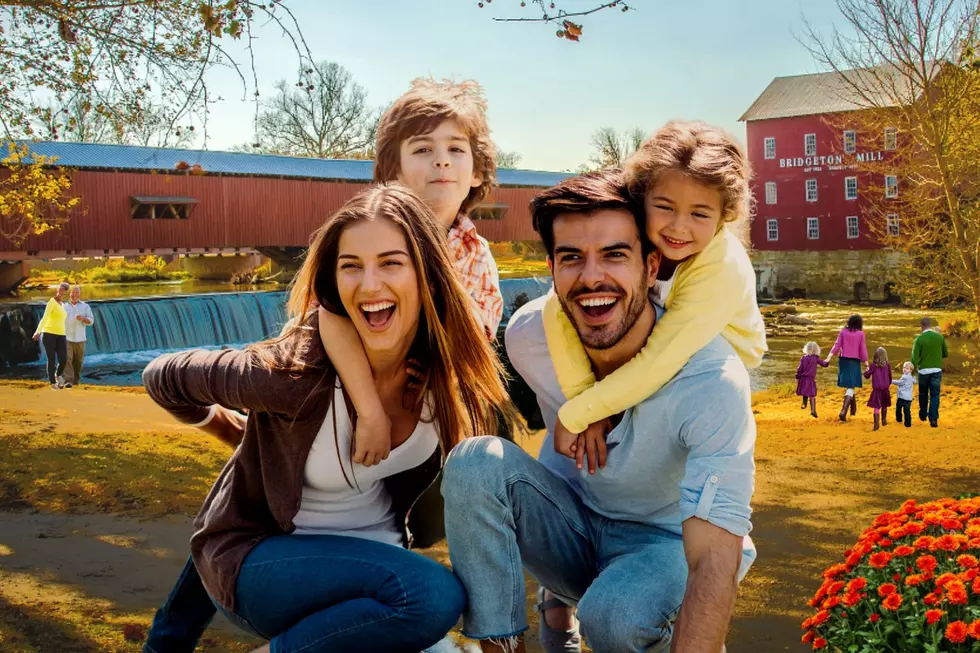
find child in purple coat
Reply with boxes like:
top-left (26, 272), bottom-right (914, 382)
top-left (796, 341), bottom-right (829, 418)
top-left (864, 347), bottom-right (893, 431)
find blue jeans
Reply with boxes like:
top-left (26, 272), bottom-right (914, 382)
top-left (918, 371), bottom-right (942, 422)
top-left (442, 437), bottom-right (696, 653)
top-left (144, 556), bottom-right (215, 653)
top-left (216, 534), bottom-right (465, 653)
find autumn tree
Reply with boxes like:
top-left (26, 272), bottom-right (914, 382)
top-left (805, 0), bottom-right (980, 329)
top-left (0, 145), bottom-right (80, 245)
top-left (39, 94), bottom-right (195, 148)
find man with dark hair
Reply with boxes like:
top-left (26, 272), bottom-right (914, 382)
top-left (442, 170), bottom-right (757, 653)
top-left (911, 316), bottom-right (948, 427)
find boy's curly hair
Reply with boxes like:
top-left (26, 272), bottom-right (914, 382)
top-left (374, 78), bottom-right (496, 215)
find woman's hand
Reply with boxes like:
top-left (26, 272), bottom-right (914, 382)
top-left (32, 333), bottom-right (40, 341)
top-left (353, 410), bottom-right (391, 467)
top-left (574, 419), bottom-right (612, 475)
top-left (201, 406), bottom-right (248, 448)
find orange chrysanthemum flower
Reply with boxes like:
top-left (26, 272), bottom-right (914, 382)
top-left (869, 613), bottom-right (880, 623)
top-left (905, 522), bottom-right (925, 535)
top-left (812, 610), bottom-right (830, 626)
top-left (846, 577), bottom-right (868, 593)
top-left (877, 583), bottom-right (898, 597)
top-left (870, 552), bottom-right (893, 568)
top-left (936, 534), bottom-right (961, 552)
top-left (967, 620), bottom-right (980, 641)
top-left (882, 593), bottom-right (903, 611)
top-left (935, 573), bottom-right (958, 589)
top-left (972, 577), bottom-right (980, 594)
top-left (924, 593), bottom-right (941, 606)
top-left (942, 519), bottom-right (964, 531)
top-left (926, 609), bottom-right (945, 625)
top-left (813, 637), bottom-right (827, 650)
top-left (905, 574), bottom-right (923, 586)
top-left (821, 596), bottom-right (841, 609)
top-left (946, 621), bottom-right (968, 644)
top-left (915, 536), bottom-right (936, 550)
top-left (823, 564), bottom-right (848, 578)
top-left (917, 555), bottom-right (938, 572)
top-left (843, 592), bottom-right (863, 608)
top-left (893, 545), bottom-right (915, 557)
top-left (948, 589), bottom-right (969, 605)
top-left (827, 580), bottom-right (845, 595)
top-left (802, 630), bottom-right (815, 644)
top-left (958, 554), bottom-right (979, 569)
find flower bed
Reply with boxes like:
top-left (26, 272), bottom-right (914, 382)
top-left (802, 497), bottom-right (980, 651)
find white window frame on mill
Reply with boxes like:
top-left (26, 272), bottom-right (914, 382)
top-left (807, 217), bottom-right (820, 240)
top-left (764, 137), bottom-right (776, 160)
top-left (884, 127), bottom-right (898, 151)
top-left (846, 215), bottom-right (859, 239)
top-left (845, 176), bottom-right (858, 200)
top-left (765, 181), bottom-right (777, 205)
top-left (887, 214), bottom-right (900, 236)
top-left (766, 218), bottom-right (778, 241)
top-left (805, 179), bottom-right (818, 203)
top-left (843, 130), bottom-right (856, 154)
top-left (804, 133), bottom-right (817, 156)
top-left (885, 175), bottom-right (898, 199)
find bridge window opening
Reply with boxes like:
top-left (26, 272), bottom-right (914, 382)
top-left (470, 203), bottom-right (508, 221)
top-left (130, 196), bottom-right (199, 220)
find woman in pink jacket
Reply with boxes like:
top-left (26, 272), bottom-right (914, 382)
top-left (825, 314), bottom-right (869, 422)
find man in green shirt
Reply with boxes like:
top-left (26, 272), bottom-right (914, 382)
top-left (911, 317), bottom-right (949, 427)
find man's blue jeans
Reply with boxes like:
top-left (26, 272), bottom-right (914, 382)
top-left (214, 534), bottom-right (466, 653)
top-left (442, 437), bottom-right (724, 653)
top-left (143, 556), bottom-right (215, 653)
top-left (918, 371), bottom-right (942, 423)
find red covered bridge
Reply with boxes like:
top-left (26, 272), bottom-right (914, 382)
top-left (1, 142), bottom-right (567, 283)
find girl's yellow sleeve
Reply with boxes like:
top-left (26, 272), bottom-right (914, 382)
top-left (545, 229), bottom-right (768, 434)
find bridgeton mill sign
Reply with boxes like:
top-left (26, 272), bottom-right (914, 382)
top-left (779, 151), bottom-right (886, 172)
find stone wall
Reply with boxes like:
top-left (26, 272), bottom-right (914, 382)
top-left (751, 249), bottom-right (907, 301)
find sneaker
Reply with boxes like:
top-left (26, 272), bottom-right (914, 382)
top-left (536, 587), bottom-right (581, 653)
top-left (930, 420), bottom-right (938, 428)
top-left (56, 375), bottom-right (66, 389)
top-left (50, 383), bottom-right (60, 390)
top-left (64, 382), bottom-right (72, 389)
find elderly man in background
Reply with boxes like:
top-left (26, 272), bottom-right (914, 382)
top-left (64, 285), bottom-right (95, 388)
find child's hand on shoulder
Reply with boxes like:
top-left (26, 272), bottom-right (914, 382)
top-left (554, 416), bottom-right (612, 475)
top-left (353, 411), bottom-right (391, 467)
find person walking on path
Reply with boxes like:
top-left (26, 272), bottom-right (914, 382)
top-left (63, 285), bottom-right (94, 388)
top-left (864, 347), bottom-right (892, 431)
top-left (32, 281), bottom-right (70, 389)
top-left (826, 314), bottom-right (869, 423)
top-left (796, 341), bottom-right (828, 419)
top-left (892, 362), bottom-right (915, 428)
top-left (911, 316), bottom-right (948, 428)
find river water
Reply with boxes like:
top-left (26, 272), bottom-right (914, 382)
top-left (1, 281), bottom-right (972, 391)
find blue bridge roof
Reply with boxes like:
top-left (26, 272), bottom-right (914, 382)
top-left (15, 141), bottom-right (570, 188)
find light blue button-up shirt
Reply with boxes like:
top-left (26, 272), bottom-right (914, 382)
top-left (504, 295), bottom-right (756, 542)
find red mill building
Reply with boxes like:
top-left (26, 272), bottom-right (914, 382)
top-left (740, 69), bottom-right (905, 301)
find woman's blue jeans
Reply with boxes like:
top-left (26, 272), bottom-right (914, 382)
top-left (216, 534), bottom-right (466, 653)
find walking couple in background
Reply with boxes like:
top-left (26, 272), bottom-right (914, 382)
top-left (32, 282), bottom-right (94, 389)
top-left (142, 78), bottom-right (765, 653)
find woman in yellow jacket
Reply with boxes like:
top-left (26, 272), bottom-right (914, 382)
top-left (33, 282), bottom-right (70, 389)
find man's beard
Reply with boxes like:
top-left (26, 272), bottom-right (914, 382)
top-left (557, 278), bottom-right (649, 351)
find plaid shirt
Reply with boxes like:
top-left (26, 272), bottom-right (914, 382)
top-left (447, 214), bottom-right (503, 339)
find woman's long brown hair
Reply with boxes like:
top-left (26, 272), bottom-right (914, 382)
top-left (281, 183), bottom-right (517, 454)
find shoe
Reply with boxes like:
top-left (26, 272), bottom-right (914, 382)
top-left (881, 411), bottom-right (887, 426)
top-left (64, 382), bottom-right (72, 389)
top-left (536, 587), bottom-right (582, 653)
top-left (50, 383), bottom-right (60, 390)
top-left (801, 396), bottom-right (808, 409)
top-left (930, 420), bottom-right (938, 428)
top-left (839, 396), bottom-right (851, 422)
top-left (850, 398), bottom-right (857, 416)
top-left (873, 414), bottom-right (880, 431)
top-left (56, 375), bottom-right (66, 389)
top-left (810, 398), bottom-right (818, 419)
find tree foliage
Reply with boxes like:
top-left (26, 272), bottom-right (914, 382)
top-left (805, 0), bottom-right (980, 327)
top-left (496, 148), bottom-right (523, 169)
top-left (245, 61), bottom-right (380, 159)
top-left (0, 144), bottom-right (80, 246)
top-left (477, 1), bottom-right (633, 41)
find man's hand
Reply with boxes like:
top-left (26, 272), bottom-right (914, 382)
top-left (201, 406), bottom-right (248, 448)
top-left (76, 315), bottom-right (84, 321)
top-left (670, 518), bottom-right (742, 653)
top-left (32, 333), bottom-right (40, 341)
top-left (353, 410), bottom-right (391, 467)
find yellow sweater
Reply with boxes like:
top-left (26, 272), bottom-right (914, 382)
top-left (35, 298), bottom-right (68, 337)
top-left (544, 227), bottom-right (768, 433)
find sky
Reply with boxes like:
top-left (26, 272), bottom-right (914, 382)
top-left (195, 0), bottom-right (852, 172)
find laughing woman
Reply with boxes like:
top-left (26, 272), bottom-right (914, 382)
top-left (142, 185), bottom-right (516, 653)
